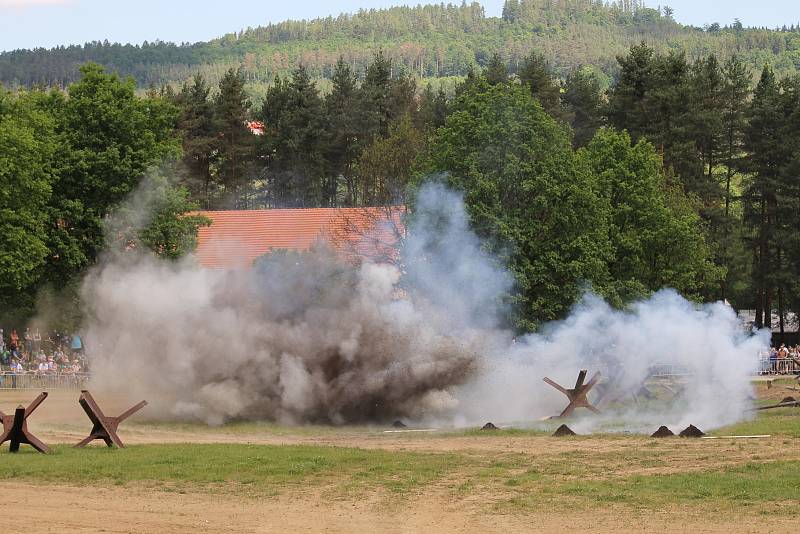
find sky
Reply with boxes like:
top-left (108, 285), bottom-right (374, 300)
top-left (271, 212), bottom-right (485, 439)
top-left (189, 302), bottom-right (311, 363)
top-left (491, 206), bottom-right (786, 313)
top-left (0, 0), bottom-right (798, 52)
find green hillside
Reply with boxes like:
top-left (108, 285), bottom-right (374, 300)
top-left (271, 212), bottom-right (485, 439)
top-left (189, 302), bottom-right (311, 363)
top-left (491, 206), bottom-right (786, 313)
top-left (1, 0), bottom-right (799, 92)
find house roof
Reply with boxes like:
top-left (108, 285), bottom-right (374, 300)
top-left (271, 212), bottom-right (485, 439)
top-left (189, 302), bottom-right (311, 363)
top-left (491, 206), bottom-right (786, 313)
top-left (194, 207), bottom-right (404, 269)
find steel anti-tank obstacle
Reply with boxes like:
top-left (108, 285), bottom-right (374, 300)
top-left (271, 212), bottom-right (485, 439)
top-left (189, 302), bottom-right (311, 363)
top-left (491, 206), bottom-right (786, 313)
top-left (543, 369), bottom-right (601, 418)
top-left (0, 392), bottom-right (50, 454)
top-left (75, 390), bottom-right (147, 448)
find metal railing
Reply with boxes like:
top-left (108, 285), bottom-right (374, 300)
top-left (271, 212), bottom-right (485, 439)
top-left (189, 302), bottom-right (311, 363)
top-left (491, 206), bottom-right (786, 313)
top-left (0, 372), bottom-right (91, 390)
top-left (647, 363), bottom-right (693, 377)
top-left (758, 358), bottom-right (800, 375)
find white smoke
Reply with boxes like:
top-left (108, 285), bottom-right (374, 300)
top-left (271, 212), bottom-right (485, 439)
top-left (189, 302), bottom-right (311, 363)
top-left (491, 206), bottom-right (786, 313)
top-left (80, 182), bottom-right (768, 431)
top-left (455, 291), bottom-right (768, 432)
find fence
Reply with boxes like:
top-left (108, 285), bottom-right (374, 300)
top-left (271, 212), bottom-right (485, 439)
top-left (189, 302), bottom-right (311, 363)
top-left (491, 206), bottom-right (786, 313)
top-left (0, 373), bottom-right (91, 390)
top-left (647, 363), bottom-right (693, 377)
top-left (758, 357), bottom-right (800, 375)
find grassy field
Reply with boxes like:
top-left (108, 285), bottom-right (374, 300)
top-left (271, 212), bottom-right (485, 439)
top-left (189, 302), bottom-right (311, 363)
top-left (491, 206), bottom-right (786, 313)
top-left (1, 382), bottom-right (799, 532)
top-left (2, 408), bottom-right (799, 515)
top-left (0, 444), bottom-right (463, 496)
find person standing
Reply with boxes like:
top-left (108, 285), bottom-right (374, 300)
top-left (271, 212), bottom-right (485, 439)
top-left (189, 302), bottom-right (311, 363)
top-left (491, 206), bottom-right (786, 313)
top-left (70, 333), bottom-right (83, 357)
top-left (778, 344), bottom-right (790, 374)
top-left (33, 328), bottom-right (42, 353)
top-left (24, 328), bottom-right (33, 355)
top-left (9, 329), bottom-right (19, 352)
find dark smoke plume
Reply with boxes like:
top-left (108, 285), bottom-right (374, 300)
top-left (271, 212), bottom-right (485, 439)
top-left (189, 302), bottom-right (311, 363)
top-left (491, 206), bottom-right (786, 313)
top-left (83, 184), bottom-right (507, 425)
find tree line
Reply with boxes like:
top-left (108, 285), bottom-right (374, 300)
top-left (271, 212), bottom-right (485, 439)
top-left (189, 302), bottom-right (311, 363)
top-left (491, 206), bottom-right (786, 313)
top-left (3, 39), bottom-right (800, 334)
top-left (165, 44), bottom-right (800, 331)
top-left (1, 1), bottom-right (798, 92)
top-left (171, 53), bottom-right (444, 210)
top-left (0, 64), bottom-right (207, 328)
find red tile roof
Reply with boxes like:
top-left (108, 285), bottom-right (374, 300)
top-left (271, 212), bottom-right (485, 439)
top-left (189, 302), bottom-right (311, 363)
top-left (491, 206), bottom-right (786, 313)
top-left (194, 207), bottom-right (405, 269)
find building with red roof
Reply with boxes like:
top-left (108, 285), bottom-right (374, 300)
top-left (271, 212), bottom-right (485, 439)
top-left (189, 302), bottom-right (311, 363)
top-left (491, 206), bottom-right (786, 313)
top-left (194, 207), bottom-right (404, 269)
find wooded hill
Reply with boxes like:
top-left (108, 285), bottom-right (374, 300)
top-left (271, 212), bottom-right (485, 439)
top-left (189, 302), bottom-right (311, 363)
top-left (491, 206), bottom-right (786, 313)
top-left (2, 0), bottom-right (799, 92)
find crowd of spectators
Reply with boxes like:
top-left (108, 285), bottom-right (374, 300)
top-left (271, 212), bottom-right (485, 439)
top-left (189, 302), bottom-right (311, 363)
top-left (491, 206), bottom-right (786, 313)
top-left (0, 327), bottom-right (88, 375)
top-left (759, 344), bottom-right (800, 375)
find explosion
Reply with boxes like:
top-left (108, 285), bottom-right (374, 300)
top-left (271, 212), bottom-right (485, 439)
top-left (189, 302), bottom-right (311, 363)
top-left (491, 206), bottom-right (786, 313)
top-left (82, 184), bottom-right (768, 429)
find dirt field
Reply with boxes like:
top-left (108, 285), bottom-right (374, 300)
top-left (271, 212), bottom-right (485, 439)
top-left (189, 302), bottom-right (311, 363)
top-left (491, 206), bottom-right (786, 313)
top-left (4, 480), bottom-right (799, 534)
top-left (2, 385), bottom-right (800, 533)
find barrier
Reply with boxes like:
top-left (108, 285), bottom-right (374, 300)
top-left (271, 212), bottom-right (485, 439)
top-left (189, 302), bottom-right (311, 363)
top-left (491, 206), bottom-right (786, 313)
top-left (0, 373), bottom-right (90, 390)
top-left (757, 358), bottom-right (800, 375)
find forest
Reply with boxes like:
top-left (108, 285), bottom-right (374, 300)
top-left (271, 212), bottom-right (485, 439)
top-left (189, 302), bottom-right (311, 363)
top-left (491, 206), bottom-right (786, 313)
top-left (4, 27), bottom-right (800, 333)
top-left (1, 0), bottom-right (800, 96)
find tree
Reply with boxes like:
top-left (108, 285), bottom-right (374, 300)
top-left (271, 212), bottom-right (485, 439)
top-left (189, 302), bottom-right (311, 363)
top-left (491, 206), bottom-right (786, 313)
top-left (646, 51), bottom-right (700, 190)
top-left (518, 51), bottom-right (563, 120)
top-left (176, 74), bottom-right (218, 208)
top-left (455, 64), bottom-right (482, 97)
top-left (359, 51), bottom-right (393, 140)
top-left (581, 129), bottom-right (720, 301)
top-left (769, 76), bottom-right (800, 337)
top-left (215, 67), bottom-right (254, 208)
top-left (418, 80), bottom-right (612, 330)
top-left (49, 64), bottom-right (179, 286)
top-left (563, 68), bottom-right (604, 148)
top-left (108, 173), bottom-right (211, 260)
top-left (0, 89), bottom-right (54, 303)
top-left (484, 53), bottom-right (508, 86)
top-left (354, 114), bottom-right (425, 205)
top-left (259, 64), bottom-right (326, 207)
top-left (502, 0), bottom-right (521, 22)
top-left (324, 57), bottom-right (360, 206)
top-left (607, 42), bottom-right (656, 142)
top-left (718, 56), bottom-right (751, 301)
top-left (418, 84), bottom-right (449, 131)
top-left (689, 55), bottom-right (725, 190)
top-left (741, 66), bottom-right (783, 328)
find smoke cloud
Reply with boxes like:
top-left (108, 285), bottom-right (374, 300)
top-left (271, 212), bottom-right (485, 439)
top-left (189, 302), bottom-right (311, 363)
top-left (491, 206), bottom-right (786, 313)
top-left (81, 182), bottom-right (768, 430)
top-left (455, 291), bottom-right (768, 432)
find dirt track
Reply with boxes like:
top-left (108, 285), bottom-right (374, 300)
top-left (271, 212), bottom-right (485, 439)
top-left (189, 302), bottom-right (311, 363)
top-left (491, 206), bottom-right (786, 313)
top-left (3, 480), bottom-right (799, 534)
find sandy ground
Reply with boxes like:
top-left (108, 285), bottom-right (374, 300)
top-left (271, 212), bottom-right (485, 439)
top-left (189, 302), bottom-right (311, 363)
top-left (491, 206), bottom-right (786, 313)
top-left (2, 387), bottom-right (800, 533)
top-left (2, 480), bottom-right (798, 534)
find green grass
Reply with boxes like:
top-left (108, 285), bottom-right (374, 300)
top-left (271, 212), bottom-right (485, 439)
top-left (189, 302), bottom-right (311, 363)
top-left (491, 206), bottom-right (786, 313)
top-left (546, 461), bottom-right (800, 510)
top-left (2, 405), bottom-right (799, 515)
top-left (0, 444), bottom-right (463, 496)
top-left (444, 427), bottom-right (551, 438)
top-left (713, 407), bottom-right (800, 438)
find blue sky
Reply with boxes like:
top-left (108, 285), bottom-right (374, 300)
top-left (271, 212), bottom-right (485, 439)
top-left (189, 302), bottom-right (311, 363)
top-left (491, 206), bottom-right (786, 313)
top-left (0, 0), bottom-right (798, 52)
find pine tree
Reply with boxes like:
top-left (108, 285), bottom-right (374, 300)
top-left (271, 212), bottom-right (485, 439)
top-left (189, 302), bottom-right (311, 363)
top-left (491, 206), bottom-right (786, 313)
top-left (718, 56), bottom-right (751, 301)
top-left (607, 42), bottom-right (655, 141)
top-left (771, 77), bottom-right (800, 336)
top-left (214, 67), bottom-right (254, 208)
top-left (647, 51), bottom-right (698, 188)
top-left (358, 51), bottom-right (394, 141)
top-left (562, 68), bottom-right (604, 147)
top-left (517, 51), bottom-right (564, 120)
top-left (484, 53), bottom-right (508, 86)
top-left (741, 66), bottom-right (783, 328)
top-left (689, 55), bottom-right (725, 188)
top-left (455, 64), bottom-right (481, 97)
top-left (685, 55), bottom-right (727, 294)
top-left (324, 57), bottom-right (360, 206)
top-left (176, 74), bottom-right (218, 208)
top-left (259, 65), bottom-right (325, 207)
top-left (419, 84), bottom-right (448, 131)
